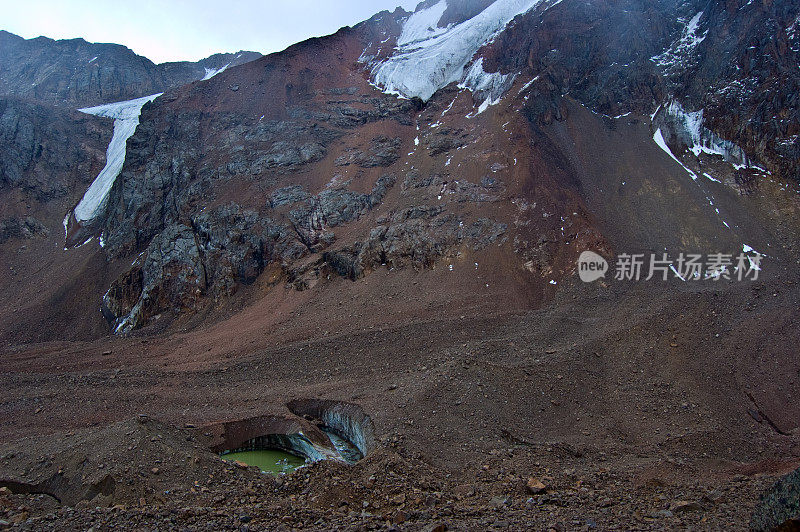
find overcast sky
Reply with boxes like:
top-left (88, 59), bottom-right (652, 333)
top-left (0, 0), bottom-right (420, 64)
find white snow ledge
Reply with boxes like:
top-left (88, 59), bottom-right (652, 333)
top-left (73, 93), bottom-right (162, 223)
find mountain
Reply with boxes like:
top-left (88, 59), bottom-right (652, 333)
top-left (0, 1), bottom-right (799, 529)
top-left (49, 0), bottom-right (798, 336)
top-left (0, 30), bottom-right (261, 108)
top-left (0, 32), bottom-right (262, 339)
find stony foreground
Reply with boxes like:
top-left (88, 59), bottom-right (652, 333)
top-left (1, 278), bottom-right (798, 530)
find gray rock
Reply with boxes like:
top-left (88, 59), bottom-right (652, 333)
top-left (402, 171), bottom-right (444, 191)
top-left (323, 208), bottom-right (506, 280)
top-left (269, 186), bottom-right (310, 209)
top-left (289, 174), bottom-right (396, 251)
top-left (0, 216), bottom-right (49, 244)
top-left (0, 98), bottom-right (110, 201)
top-left (103, 203), bottom-right (298, 332)
top-left (0, 30), bottom-right (261, 108)
top-left (751, 466), bottom-right (800, 532)
top-left (425, 128), bottom-right (467, 156)
top-left (335, 136), bottom-right (401, 168)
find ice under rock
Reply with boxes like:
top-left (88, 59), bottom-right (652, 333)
top-left (369, 0), bottom-right (542, 102)
top-left (660, 100), bottom-right (752, 169)
top-left (73, 93), bottom-right (162, 223)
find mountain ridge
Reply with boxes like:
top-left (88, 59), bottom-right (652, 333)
top-left (2, 0), bottom-right (799, 341)
top-left (0, 29), bottom-right (262, 108)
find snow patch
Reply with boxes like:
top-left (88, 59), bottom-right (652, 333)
top-left (518, 75), bottom-right (538, 94)
top-left (459, 58), bottom-right (516, 113)
top-left (670, 264), bottom-right (687, 282)
top-left (441, 96), bottom-right (458, 117)
top-left (368, 0), bottom-right (542, 102)
top-left (653, 128), bottom-right (697, 181)
top-left (202, 62), bottom-right (231, 80)
top-left (73, 93), bottom-right (162, 223)
top-left (651, 11), bottom-right (707, 72)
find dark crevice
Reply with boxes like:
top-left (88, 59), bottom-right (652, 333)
top-left (0, 479), bottom-right (61, 503)
top-left (747, 392), bottom-right (789, 436)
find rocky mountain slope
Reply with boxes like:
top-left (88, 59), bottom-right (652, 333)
top-left (0, 1), bottom-right (799, 529)
top-left (0, 1), bottom-right (796, 343)
top-left (0, 33), bottom-right (262, 341)
top-left (39, 0), bottom-right (795, 337)
top-left (0, 30), bottom-right (260, 235)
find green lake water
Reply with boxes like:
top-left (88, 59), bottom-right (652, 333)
top-left (221, 449), bottom-right (305, 474)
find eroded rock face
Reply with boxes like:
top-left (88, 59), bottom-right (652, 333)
top-left (486, 0), bottom-right (671, 120)
top-left (99, 108), bottom-right (354, 259)
top-left (103, 204), bottom-right (302, 332)
top-left (335, 136), bottom-right (401, 167)
top-left (289, 174), bottom-right (397, 251)
top-left (102, 170), bottom-right (402, 330)
top-left (324, 206), bottom-right (507, 281)
top-left (682, 1), bottom-right (800, 182)
top-left (0, 98), bottom-right (110, 201)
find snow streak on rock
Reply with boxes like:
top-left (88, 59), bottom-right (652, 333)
top-left (202, 62), bottom-right (231, 80)
top-left (653, 127), bottom-right (735, 230)
top-left (73, 93), bottom-right (161, 223)
top-left (369, 0), bottom-right (542, 102)
top-left (651, 11), bottom-right (707, 77)
top-left (653, 128), bottom-right (698, 181)
top-left (459, 58), bottom-right (517, 114)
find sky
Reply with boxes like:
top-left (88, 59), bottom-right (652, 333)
top-left (0, 0), bottom-right (421, 64)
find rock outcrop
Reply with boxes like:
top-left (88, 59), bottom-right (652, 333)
top-left (0, 98), bottom-right (111, 201)
top-left (0, 216), bottom-right (48, 244)
top-left (751, 466), bottom-right (800, 531)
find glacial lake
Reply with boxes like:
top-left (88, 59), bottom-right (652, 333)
top-left (221, 449), bottom-right (305, 474)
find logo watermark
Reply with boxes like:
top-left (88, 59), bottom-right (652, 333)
top-left (578, 251), bottom-right (609, 282)
top-left (578, 251), bottom-right (763, 282)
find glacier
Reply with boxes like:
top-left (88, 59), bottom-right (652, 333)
top-left (397, 0), bottom-right (450, 47)
top-left (369, 0), bottom-right (543, 102)
top-left (73, 93), bottom-right (161, 223)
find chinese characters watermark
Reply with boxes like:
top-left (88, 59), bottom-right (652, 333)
top-left (578, 251), bottom-right (763, 282)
